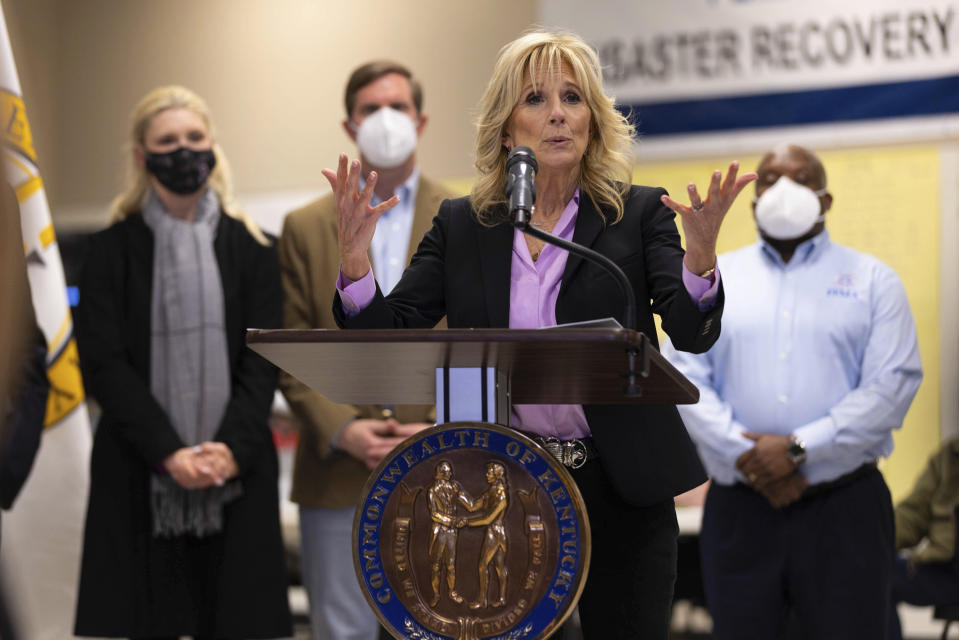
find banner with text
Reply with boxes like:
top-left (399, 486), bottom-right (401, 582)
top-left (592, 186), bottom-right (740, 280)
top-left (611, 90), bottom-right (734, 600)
top-left (540, 0), bottom-right (959, 135)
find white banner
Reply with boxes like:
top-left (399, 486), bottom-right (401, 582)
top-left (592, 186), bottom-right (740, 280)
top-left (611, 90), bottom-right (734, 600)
top-left (542, 0), bottom-right (958, 103)
top-left (0, 3), bottom-right (92, 639)
top-left (542, 0), bottom-right (959, 147)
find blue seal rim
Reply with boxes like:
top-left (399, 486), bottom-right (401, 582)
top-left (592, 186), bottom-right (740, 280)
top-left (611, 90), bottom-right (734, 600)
top-left (352, 420), bottom-right (592, 640)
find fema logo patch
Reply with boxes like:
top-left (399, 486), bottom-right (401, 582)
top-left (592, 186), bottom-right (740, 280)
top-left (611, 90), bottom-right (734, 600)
top-left (826, 273), bottom-right (859, 298)
top-left (353, 422), bottom-right (591, 640)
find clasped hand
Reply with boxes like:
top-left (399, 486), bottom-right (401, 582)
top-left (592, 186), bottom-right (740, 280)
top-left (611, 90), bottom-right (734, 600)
top-left (162, 442), bottom-right (238, 490)
top-left (336, 417), bottom-right (432, 470)
top-left (736, 433), bottom-right (808, 509)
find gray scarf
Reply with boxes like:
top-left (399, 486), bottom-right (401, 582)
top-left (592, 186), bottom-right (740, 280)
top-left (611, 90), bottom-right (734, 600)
top-left (143, 189), bottom-right (241, 537)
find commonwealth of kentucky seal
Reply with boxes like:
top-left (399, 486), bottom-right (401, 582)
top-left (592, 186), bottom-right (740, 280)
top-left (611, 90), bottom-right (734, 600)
top-left (353, 422), bottom-right (591, 640)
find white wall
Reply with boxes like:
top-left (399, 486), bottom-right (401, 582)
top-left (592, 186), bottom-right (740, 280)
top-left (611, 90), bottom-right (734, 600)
top-left (4, 0), bottom-right (538, 230)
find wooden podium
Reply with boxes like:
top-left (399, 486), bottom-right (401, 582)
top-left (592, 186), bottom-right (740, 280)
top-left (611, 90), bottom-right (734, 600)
top-left (247, 327), bottom-right (699, 640)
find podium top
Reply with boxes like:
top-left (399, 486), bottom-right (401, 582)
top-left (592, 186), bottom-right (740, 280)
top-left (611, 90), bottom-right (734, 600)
top-left (248, 327), bottom-right (698, 405)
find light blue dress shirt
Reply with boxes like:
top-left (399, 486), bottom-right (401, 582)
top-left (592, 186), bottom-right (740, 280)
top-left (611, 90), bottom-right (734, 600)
top-left (661, 231), bottom-right (922, 486)
top-left (364, 167), bottom-right (419, 295)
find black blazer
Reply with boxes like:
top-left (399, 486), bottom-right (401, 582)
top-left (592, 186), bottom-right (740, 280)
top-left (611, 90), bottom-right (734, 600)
top-left (336, 186), bottom-right (720, 505)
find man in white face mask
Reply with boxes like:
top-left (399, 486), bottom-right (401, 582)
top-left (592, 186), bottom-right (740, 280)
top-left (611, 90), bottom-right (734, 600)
top-left (751, 144), bottom-right (831, 261)
top-left (278, 61), bottom-right (455, 640)
top-left (662, 144), bottom-right (922, 638)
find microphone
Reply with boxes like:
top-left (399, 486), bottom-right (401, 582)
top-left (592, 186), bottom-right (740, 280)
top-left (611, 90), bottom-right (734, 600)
top-left (505, 147), bottom-right (644, 396)
top-left (505, 146), bottom-right (537, 228)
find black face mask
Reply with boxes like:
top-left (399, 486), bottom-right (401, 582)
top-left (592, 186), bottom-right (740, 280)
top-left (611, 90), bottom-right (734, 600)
top-left (144, 147), bottom-right (217, 195)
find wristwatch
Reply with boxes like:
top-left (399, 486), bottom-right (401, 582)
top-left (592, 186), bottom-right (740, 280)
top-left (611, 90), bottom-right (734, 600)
top-left (787, 435), bottom-right (807, 466)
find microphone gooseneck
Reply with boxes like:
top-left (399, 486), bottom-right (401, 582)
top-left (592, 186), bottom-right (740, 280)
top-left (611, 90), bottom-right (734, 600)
top-left (506, 147), bottom-right (644, 396)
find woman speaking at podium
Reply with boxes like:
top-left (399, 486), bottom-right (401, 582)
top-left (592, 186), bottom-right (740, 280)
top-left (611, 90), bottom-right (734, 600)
top-left (73, 86), bottom-right (291, 639)
top-left (327, 30), bottom-right (754, 639)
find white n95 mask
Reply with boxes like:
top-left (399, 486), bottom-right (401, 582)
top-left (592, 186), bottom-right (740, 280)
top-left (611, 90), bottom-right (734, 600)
top-left (354, 107), bottom-right (417, 169)
top-left (753, 176), bottom-right (828, 240)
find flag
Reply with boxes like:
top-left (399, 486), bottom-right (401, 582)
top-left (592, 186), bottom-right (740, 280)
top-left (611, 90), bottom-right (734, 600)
top-left (0, 4), bottom-right (92, 638)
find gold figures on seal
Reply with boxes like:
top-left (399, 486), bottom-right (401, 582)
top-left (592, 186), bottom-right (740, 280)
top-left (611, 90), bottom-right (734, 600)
top-left (463, 461), bottom-right (509, 610)
top-left (425, 460), bottom-right (511, 611)
top-left (427, 460), bottom-right (470, 607)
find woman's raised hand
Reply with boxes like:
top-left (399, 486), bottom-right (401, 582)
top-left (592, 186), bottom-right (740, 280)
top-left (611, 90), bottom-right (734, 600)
top-left (660, 161), bottom-right (757, 276)
top-left (321, 154), bottom-right (401, 281)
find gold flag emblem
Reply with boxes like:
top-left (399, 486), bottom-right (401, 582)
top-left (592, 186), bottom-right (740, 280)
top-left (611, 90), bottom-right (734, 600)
top-left (0, 88), bottom-right (36, 164)
top-left (43, 337), bottom-right (85, 427)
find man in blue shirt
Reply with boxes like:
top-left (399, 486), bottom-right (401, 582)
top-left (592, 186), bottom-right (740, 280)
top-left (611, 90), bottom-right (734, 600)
top-left (662, 144), bottom-right (922, 639)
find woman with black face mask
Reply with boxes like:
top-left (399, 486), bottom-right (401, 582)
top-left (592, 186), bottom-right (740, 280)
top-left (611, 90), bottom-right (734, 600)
top-left (73, 86), bottom-right (292, 640)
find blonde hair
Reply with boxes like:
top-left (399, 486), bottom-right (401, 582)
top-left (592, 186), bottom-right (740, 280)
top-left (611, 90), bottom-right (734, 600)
top-left (471, 28), bottom-right (635, 225)
top-left (111, 85), bottom-right (269, 245)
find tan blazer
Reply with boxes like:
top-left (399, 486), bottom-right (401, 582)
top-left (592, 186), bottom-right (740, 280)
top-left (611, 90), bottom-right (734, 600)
top-left (278, 175), bottom-right (455, 508)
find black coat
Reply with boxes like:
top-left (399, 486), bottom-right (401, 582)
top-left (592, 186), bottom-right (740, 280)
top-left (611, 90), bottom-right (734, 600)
top-left (74, 212), bottom-right (291, 638)
top-left (336, 187), bottom-right (719, 505)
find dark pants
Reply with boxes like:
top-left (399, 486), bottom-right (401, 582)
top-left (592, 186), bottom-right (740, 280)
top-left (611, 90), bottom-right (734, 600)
top-left (130, 533), bottom-right (224, 640)
top-left (552, 459), bottom-right (678, 640)
top-left (700, 467), bottom-right (894, 640)
top-left (887, 557), bottom-right (959, 640)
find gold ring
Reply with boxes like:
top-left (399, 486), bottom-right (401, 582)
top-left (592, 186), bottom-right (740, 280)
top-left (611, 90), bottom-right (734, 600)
top-left (692, 203), bottom-right (705, 212)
